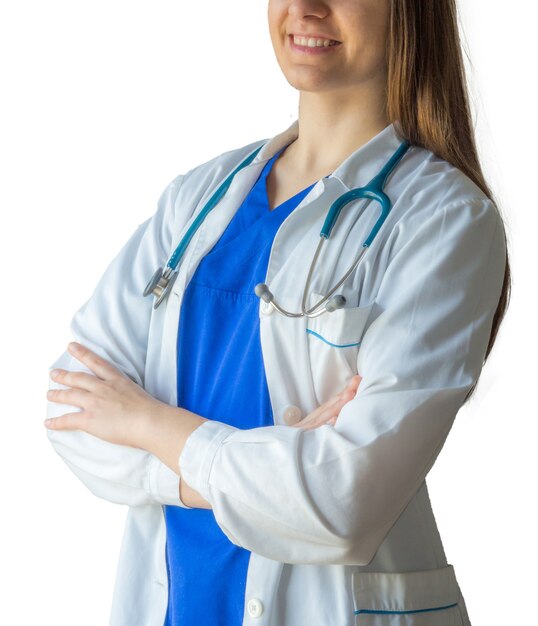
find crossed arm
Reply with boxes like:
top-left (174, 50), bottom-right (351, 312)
top-left (44, 169), bottom-right (359, 513)
top-left (45, 192), bottom-right (506, 564)
top-left (45, 342), bottom-right (361, 509)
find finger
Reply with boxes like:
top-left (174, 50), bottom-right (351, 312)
top-left (291, 383), bottom-right (359, 430)
top-left (301, 392), bottom-right (344, 424)
top-left (302, 417), bottom-right (337, 431)
top-left (347, 374), bottom-right (362, 391)
top-left (340, 376), bottom-right (361, 399)
top-left (306, 398), bottom-right (350, 430)
top-left (295, 394), bottom-right (341, 426)
top-left (317, 390), bottom-right (354, 420)
top-left (47, 387), bottom-right (91, 408)
top-left (295, 390), bottom-right (354, 429)
top-left (50, 368), bottom-right (102, 391)
top-left (334, 375), bottom-right (360, 399)
top-left (44, 411), bottom-right (90, 432)
top-left (68, 342), bottom-right (122, 380)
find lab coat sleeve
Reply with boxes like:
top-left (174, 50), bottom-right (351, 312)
top-left (46, 173), bottom-right (193, 508)
top-left (178, 197), bottom-right (507, 564)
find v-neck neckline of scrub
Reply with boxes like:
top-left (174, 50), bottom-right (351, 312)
top-left (262, 146), bottom-right (316, 213)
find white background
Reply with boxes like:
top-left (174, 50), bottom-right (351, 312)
top-left (0, 1), bottom-right (535, 624)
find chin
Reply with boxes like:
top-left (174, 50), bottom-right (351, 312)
top-left (283, 70), bottom-right (338, 93)
top-left (286, 79), bottom-right (341, 94)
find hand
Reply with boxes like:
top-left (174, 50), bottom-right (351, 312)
top-left (290, 374), bottom-right (362, 430)
top-left (45, 342), bottom-right (169, 449)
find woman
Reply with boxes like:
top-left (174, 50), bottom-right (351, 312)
top-left (45, 1), bottom-right (510, 625)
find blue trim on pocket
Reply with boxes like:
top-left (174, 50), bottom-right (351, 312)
top-left (306, 329), bottom-right (361, 348)
top-left (354, 602), bottom-right (458, 616)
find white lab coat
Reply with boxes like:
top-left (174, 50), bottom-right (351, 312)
top-left (46, 120), bottom-right (506, 626)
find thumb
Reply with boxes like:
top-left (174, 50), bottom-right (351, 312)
top-left (45, 412), bottom-right (89, 432)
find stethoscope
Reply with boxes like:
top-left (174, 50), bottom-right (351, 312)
top-left (144, 139), bottom-right (411, 316)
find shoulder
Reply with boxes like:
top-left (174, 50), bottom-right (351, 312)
top-left (369, 143), bottom-right (509, 294)
top-left (389, 143), bottom-right (504, 247)
top-left (150, 136), bottom-right (267, 235)
top-left (370, 145), bottom-right (507, 330)
top-left (161, 138), bottom-right (268, 207)
top-left (397, 143), bottom-right (495, 214)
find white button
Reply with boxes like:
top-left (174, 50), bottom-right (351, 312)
top-left (283, 405), bottom-right (302, 425)
top-left (260, 300), bottom-right (274, 316)
top-left (247, 598), bottom-right (264, 618)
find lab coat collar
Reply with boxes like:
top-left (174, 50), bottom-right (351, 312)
top-left (251, 118), bottom-right (407, 191)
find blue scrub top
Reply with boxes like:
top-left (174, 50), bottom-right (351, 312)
top-left (163, 147), bottom-right (316, 626)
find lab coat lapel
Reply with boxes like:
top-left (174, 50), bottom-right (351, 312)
top-left (262, 176), bottom-right (350, 312)
top-left (153, 159), bottom-right (268, 405)
top-left (175, 119), bottom-right (302, 293)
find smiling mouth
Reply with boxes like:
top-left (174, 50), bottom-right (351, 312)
top-left (290, 34), bottom-right (341, 48)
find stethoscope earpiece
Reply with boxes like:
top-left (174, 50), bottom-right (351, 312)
top-left (254, 284), bottom-right (346, 317)
top-left (325, 295), bottom-right (346, 312)
top-left (254, 283), bottom-right (274, 303)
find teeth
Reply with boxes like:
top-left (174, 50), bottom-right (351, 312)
top-left (293, 35), bottom-right (338, 48)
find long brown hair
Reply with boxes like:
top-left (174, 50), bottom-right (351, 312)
top-left (385, 0), bottom-right (511, 400)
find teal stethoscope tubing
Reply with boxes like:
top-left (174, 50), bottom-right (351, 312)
top-left (143, 139), bottom-right (411, 312)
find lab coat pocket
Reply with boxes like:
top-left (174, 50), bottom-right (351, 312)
top-left (352, 564), bottom-right (464, 625)
top-left (306, 292), bottom-right (375, 402)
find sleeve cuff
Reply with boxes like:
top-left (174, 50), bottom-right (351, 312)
top-left (178, 420), bottom-right (237, 503)
top-left (148, 453), bottom-right (192, 507)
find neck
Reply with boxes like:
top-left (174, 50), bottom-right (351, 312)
top-left (286, 81), bottom-right (390, 175)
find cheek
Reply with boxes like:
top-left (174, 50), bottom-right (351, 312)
top-left (267, 0), bottom-right (286, 37)
top-left (267, 3), bottom-right (282, 49)
top-left (267, 2), bottom-right (290, 71)
top-left (345, 5), bottom-right (389, 74)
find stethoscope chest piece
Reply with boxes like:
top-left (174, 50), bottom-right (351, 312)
top-left (142, 144), bottom-right (266, 309)
top-left (143, 266), bottom-right (178, 309)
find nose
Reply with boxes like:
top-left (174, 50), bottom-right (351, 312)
top-left (288, 0), bottom-right (330, 20)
